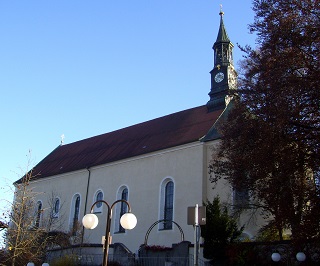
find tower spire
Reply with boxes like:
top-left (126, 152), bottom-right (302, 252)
top-left (214, 5), bottom-right (232, 66)
top-left (206, 7), bottom-right (237, 112)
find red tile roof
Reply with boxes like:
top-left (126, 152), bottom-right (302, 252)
top-left (30, 105), bottom-right (223, 179)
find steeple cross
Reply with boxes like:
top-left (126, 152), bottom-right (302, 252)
top-left (219, 4), bottom-right (224, 16)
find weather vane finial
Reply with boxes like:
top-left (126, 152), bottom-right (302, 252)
top-left (219, 4), bottom-right (224, 16)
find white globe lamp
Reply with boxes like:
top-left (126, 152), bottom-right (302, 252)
top-left (82, 213), bottom-right (99, 229)
top-left (271, 252), bottom-right (281, 262)
top-left (120, 212), bottom-right (137, 230)
top-left (296, 252), bottom-right (306, 262)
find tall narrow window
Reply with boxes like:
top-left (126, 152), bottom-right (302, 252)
top-left (163, 181), bottom-right (174, 229)
top-left (118, 188), bottom-right (128, 233)
top-left (35, 201), bottom-right (42, 228)
top-left (96, 191), bottom-right (103, 203)
top-left (72, 195), bottom-right (80, 235)
top-left (53, 198), bottom-right (60, 218)
top-left (94, 190), bottom-right (103, 213)
top-left (159, 178), bottom-right (175, 230)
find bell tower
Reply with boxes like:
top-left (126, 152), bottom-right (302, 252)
top-left (206, 7), bottom-right (237, 112)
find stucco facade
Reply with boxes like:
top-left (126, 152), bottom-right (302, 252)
top-left (29, 138), bottom-right (262, 253)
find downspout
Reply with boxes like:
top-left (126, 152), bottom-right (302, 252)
top-left (81, 167), bottom-right (91, 244)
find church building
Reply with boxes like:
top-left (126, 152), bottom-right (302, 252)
top-left (17, 10), bottom-right (263, 259)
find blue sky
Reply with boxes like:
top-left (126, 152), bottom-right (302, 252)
top-left (0, 0), bottom-right (256, 236)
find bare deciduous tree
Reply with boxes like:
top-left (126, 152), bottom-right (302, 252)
top-left (5, 165), bottom-right (47, 266)
top-left (3, 156), bottom-right (74, 265)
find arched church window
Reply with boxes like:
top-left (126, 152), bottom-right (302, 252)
top-left (53, 198), bottom-right (60, 218)
top-left (117, 187), bottom-right (128, 233)
top-left (94, 190), bottom-right (104, 213)
top-left (159, 178), bottom-right (174, 230)
top-left (35, 201), bottom-right (42, 228)
top-left (70, 194), bottom-right (81, 236)
top-left (164, 181), bottom-right (174, 229)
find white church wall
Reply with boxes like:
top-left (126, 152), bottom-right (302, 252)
top-left (85, 142), bottom-right (206, 252)
top-left (204, 140), bottom-right (233, 203)
top-left (27, 137), bottom-right (267, 253)
top-left (28, 170), bottom-right (89, 233)
top-left (28, 141), bottom-right (207, 253)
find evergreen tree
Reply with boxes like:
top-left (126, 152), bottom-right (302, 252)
top-left (201, 197), bottom-right (243, 261)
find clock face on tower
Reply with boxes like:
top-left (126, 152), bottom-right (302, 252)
top-left (214, 72), bottom-right (224, 83)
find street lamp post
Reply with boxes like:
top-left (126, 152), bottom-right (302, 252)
top-left (82, 199), bottom-right (137, 266)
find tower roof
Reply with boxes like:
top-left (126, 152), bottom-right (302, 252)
top-left (215, 9), bottom-right (230, 44)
